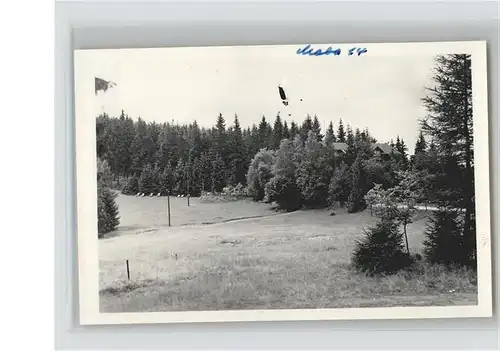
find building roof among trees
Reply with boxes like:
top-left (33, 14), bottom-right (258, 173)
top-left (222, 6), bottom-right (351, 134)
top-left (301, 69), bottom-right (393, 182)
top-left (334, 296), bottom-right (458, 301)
top-left (332, 142), bottom-right (349, 152)
top-left (372, 143), bottom-right (401, 155)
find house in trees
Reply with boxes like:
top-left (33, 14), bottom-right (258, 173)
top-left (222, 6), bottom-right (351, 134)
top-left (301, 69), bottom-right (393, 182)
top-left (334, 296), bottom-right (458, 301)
top-left (331, 142), bottom-right (349, 158)
top-left (372, 143), bottom-right (401, 161)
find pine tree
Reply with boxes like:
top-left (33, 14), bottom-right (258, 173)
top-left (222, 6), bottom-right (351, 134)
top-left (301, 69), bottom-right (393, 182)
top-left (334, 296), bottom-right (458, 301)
top-left (414, 130), bottom-right (427, 155)
top-left (337, 119), bottom-right (346, 143)
top-left (282, 120), bottom-right (290, 140)
top-left (328, 162), bottom-right (350, 207)
top-left (347, 155), bottom-right (368, 213)
top-left (97, 184), bottom-right (120, 237)
top-left (258, 116), bottom-right (272, 150)
top-left (272, 113), bottom-right (284, 149)
top-left (295, 130), bottom-right (334, 208)
top-left (300, 115), bottom-right (313, 142)
top-left (423, 209), bottom-right (465, 266)
top-left (159, 163), bottom-right (174, 195)
top-left (421, 54), bottom-right (475, 267)
top-left (138, 164), bottom-right (159, 194)
top-left (352, 219), bottom-right (413, 275)
top-left (211, 152), bottom-right (226, 193)
top-left (289, 121), bottom-right (299, 140)
top-left (325, 121), bottom-right (336, 147)
top-left (346, 124), bottom-right (354, 148)
top-left (265, 139), bottom-right (302, 211)
top-left (122, 175), bottom-right (139, 195)
top-left (214, 113), bottom-right (227, 162)
top-left (228, 114), bottom-right (247, 185)
top-left (312, 115), bottom-right (323, 141)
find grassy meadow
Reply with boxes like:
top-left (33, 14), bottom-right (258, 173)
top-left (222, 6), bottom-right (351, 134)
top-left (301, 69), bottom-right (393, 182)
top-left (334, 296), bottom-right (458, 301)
top-left (99, 195), bottom-right (478, 313)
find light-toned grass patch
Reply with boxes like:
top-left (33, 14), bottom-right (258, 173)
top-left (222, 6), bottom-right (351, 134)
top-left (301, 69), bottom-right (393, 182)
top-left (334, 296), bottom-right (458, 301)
top-left (98, 200), bottom-right (477, 312)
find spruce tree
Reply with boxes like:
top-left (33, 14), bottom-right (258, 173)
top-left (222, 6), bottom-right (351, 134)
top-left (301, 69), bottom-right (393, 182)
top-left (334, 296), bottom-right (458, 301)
top-left (258, 116), bottom-right (271, 150)
top-left (97, 184), bottom-right (120, 237)
top-left (421, 54), bottom-right (475, 267)
top-left (423, 209), bottom-right (465, 266)
top-left (414, 130), bottom-right (427, 155)
top-left (228, 114), bottom-right (247, 185)
top-left (272, 113), bottom-right (284, 149)
top-left (211, 152), bottom-right (226, 193)
top-left (337, 119), bottom-right (346, 143)
top-left (347, 155), bottom-right (368, 213)
top-left (295, 130), bottom-right (334, 208)
top-left (300, 115), bottom-right (313, 142)
top-left (265, 139), bottom-right (302, 211)
top-left (282, 120), bottom-right (290, 140)
top-left (352, 219), bottom-right (413, 275)
top-left (325, 121), bottom-right (336, 147)
top-left (289, 121), bottom-right (299, 140)
top-left (312, 115), bottom-right (323, 141)
top-left (328, 162), bottom-right (350, 207)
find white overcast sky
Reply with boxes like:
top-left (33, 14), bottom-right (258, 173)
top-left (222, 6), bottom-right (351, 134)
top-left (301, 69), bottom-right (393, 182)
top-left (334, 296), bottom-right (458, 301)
top-left (76, 44), bottom-right (441, 152)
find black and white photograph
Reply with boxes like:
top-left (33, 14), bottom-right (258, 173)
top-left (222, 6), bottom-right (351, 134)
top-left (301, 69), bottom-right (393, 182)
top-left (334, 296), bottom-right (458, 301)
top-left (74, 41), bottom-right (492, 324)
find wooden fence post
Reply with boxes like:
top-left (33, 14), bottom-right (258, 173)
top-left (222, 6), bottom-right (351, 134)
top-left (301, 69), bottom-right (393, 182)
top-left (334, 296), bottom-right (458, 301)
top-left (167, 193), bottom-right (171, 227)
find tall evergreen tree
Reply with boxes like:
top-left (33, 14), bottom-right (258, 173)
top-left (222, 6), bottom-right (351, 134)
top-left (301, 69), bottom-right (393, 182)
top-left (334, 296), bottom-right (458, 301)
top-left (228, 114), bottom-right (247, 185)
top-left (300, 115), bottom-right (313, 142)
top-left (265, 139), bottom-right (302, 211)
top-left (272, 113), bottom-right (284, 149)
top-left (312, 115), bottom-right (323, 141)
top-left (289, 121), bottom-right (299, 140)
top-left (325, 121), bottom-right (336, 147)
top-left (421, 54), bottom-right (475, 267)
top-left (282, 120), bottom-right (290, 140)
top-left (346, 124), bottom-right (355, 148)
top-left (211, 152), bottom-right (226, 192)
top-left (337, 119), bottom-right (346, 143)
top-left (414, 130), bottom-right (427, 155)
top-left (258, 116), bottom-right (272, 149)
top-left (214, 113), bottom-right (227, 162)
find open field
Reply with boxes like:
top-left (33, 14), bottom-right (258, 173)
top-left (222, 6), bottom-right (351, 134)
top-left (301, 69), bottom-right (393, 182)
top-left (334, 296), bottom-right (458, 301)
top-left (99, 195), bottom-right (478, 312)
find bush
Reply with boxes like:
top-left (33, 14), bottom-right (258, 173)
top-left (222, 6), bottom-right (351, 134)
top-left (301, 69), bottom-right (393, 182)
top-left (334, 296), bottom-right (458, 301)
top-left (265, 174), bottom-right (302, 211)
top-left (246, 149), bottom-right (276, 201)
top-left (423, 209), bottom-right (471, 267)
top-left (139, 164), bottom-right (160, 195)
top-left (222, 183), bottom-right (247, 198)
top-left (122, 175), bottom-right (139, 195)
top-left (97, 185), bottom-right (120, 237)
top-left (352, 219), bottom-right (414, 275)
top-left (328, 163), bottom-right (350, 207)
top-left (346, 156), bottom-right (368, 213)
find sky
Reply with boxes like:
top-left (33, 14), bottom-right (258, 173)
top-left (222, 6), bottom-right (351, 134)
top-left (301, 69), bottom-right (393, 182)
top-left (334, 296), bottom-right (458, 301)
top-left (77, 44), bottom-right (440, 153)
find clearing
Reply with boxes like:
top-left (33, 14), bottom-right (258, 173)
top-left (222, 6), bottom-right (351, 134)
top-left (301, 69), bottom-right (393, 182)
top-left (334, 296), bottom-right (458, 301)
top-left (99, 195), bottom-right (478, 312)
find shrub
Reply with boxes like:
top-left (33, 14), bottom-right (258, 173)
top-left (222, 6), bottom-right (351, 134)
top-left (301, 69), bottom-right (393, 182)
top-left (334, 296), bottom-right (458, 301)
top-left (122, 175), bottom-right (139, 195)
top-left (139, 164), bottom-right (160, 194)
top-left (265, 174), bottom-right (302, 211)
top-left (97, 185), bottom-right (120, 237)
top-left (246, 148), bottom-right (276, 201)
top-left (423, 209), bottom-right (470, 267)
top-left (352, 219), bottom-right (414, 275)
top-left (328, 162), bottom-right (350, 207)
top-left (347, 156), bottom-right (368, 213)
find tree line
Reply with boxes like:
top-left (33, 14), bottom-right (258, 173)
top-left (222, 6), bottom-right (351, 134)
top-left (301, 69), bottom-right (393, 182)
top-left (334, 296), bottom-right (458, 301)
top-left (96, 110), bottom-right (411, 198)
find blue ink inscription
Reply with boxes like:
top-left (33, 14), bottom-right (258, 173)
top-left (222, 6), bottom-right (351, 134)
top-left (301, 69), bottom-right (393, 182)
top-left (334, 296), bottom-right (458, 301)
top-left (296, 45), bottom-right (341, 56)
top-left (296, 45), bottom-right (367, 57)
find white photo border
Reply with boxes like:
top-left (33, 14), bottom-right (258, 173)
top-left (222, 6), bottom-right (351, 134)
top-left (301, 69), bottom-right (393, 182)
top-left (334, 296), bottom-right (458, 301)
top-left (74, 40), bottom-right (492, 325)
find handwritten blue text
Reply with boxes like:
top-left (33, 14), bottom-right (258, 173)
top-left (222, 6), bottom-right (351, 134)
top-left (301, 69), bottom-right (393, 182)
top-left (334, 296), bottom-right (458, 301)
top-left (296, 45), bottom-right (367, 57)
